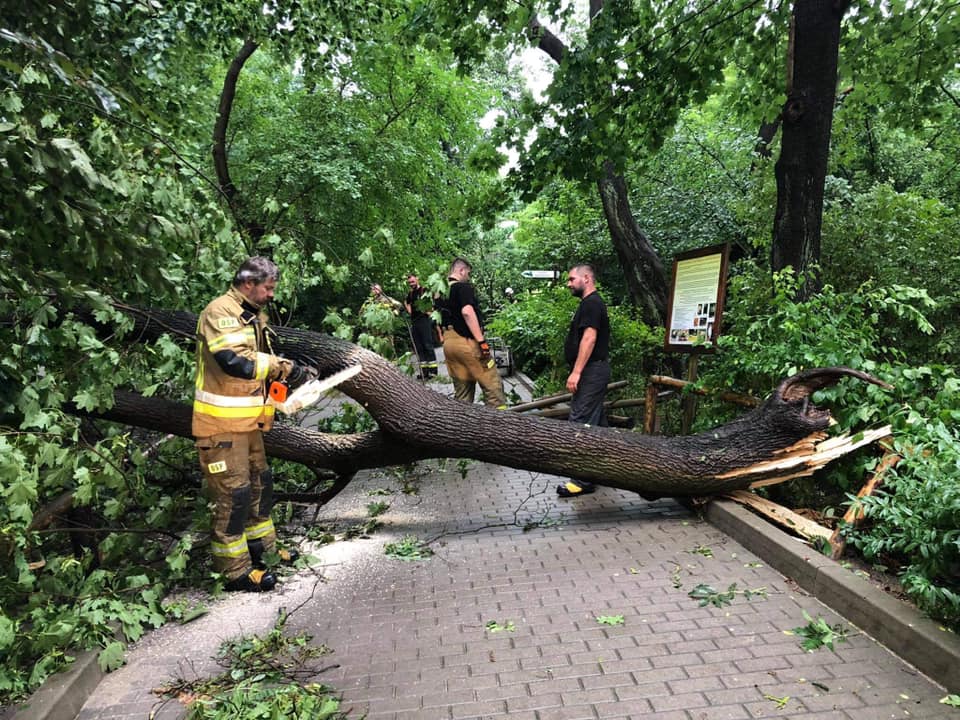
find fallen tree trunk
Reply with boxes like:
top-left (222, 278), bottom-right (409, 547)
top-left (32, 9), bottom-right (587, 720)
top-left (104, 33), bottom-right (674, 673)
top-left (104, 307), bottom-right (892, 497)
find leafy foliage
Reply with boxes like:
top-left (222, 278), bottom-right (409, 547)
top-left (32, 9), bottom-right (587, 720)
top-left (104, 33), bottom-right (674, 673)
top-left (157, 612), bottom-right (348, 720)
top-left (0, 0), bottom-right (504, 704)
top-left (383, 536), bottom-right (433, 561)
top-left (787, 611), bottom-right (850, 652)
top-left (484, 619), bottom-right (516, 633)
top-left (700, 265), bottom-right (960, 628)
top-left (687, 583), bottom-right (767, 608)
top-left (595, 615), bottom-right (625, 626)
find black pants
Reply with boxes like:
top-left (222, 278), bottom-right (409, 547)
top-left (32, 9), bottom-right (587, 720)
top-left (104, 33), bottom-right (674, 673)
top-left (568, 360), bottom-right (610, 426)
top-left (410, 315), bottom-right (437, 364)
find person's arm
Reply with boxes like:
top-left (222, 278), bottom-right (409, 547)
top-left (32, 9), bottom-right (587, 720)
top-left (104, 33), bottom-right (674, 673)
top-left (566, 327), bottom-right (597, 393)
top-left (460, 304), bottom-right (484, 342)
top-left (372, 284), bottom-right (403, 311)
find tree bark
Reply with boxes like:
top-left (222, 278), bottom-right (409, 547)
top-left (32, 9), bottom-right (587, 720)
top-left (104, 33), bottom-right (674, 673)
top-left (771, 0), bottom-right (850, 299)
top-left (106, 307), bottom-right (890, 497)
top-left (597, 161), bottom-right (669, 324)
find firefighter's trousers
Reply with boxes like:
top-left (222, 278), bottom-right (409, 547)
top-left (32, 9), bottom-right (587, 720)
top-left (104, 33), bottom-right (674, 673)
top-left (442, 329), bottom-right (507, 408)
top-left (196, 430), bottom-right (277, 581)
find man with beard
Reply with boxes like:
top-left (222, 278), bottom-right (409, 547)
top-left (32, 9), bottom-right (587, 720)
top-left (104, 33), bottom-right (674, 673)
top-left (557, 263), bottom-right (610, 498)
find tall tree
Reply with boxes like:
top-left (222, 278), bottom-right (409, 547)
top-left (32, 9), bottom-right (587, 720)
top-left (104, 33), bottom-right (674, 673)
top-left (770, 0), bottom-right (850, 298)
top-left (526, 5), bottom-right (668, 323)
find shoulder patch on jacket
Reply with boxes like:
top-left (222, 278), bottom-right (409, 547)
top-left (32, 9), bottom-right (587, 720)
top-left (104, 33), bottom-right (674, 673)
top-left (217, 317), bottom-right (241, 329)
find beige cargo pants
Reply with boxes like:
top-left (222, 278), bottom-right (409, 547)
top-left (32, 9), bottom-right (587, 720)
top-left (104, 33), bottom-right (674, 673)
top-left (196, 430), bottom-right (277, 580)
top-left (442, 329), bottom-right (507, 408)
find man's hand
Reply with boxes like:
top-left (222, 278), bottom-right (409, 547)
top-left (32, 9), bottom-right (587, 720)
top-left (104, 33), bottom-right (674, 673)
top-left (478, 340), bottom-right (491, 361)
top-left (284, 362), bottom-right (316, 390)
top-left (566, 370), bottom-right (581, 394)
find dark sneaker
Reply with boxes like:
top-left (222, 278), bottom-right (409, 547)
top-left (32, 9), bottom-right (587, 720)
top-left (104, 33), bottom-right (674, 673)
top-left (556, 481), bottom-right (596, 498)
top-left (225, 568), bottom-right (277, 592)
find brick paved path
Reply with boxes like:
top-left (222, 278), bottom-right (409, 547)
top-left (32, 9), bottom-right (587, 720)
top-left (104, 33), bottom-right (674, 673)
top-left (75, 363), bottom-right (954, 720)
top-left (285, 463), bottom-right (954, 720)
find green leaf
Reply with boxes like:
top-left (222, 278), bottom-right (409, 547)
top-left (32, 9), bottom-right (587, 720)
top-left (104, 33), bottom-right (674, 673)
top-left (595, 615), bottom-right (625, 626)
top-left (0, 615), bottom-right (15, 651)
top-left (98, 642), bottom-right (125, 672)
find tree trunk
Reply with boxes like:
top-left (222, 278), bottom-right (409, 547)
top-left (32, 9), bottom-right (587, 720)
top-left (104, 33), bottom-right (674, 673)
top-left (771, 0), bottom-right (850, 299)
top-left (105, 307), bottom-right (890, 497)
top-left (212, 37), bottom-right (265, 244)
top-left (597, 162), bottom-right (669, 324)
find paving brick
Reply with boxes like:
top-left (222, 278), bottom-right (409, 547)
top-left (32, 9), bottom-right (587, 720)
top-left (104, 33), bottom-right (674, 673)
top-left (666, 674), bottom-right (726, 694)
top-left (69, 461), bottom-right (956, 720)
top-left (503, 691), bottom-right (564, 712)
top-left (637, 711), bottom-right (694, 720)
top-left (685, 705), bottom-right (752, 720)
top-left (649, 691), bottom-right (710, 712)
top-left (449, 700), bottom-right (507, 718)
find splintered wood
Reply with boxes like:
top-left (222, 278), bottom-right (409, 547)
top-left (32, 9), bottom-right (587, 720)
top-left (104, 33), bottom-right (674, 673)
top-left (722, 489), bottom-right (834, 543)
top-left (719, 433), bottom-right (898, 555)
top-left (828, 444), bottom-right (900, 559)
top-left (714, 425), bottom-right (892, 488)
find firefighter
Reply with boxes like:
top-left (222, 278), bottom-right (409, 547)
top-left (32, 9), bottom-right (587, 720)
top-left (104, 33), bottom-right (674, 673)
top-left (192, 257), bottom-right (309, 591)
top-left (441, 257), bottom-right (507, 408)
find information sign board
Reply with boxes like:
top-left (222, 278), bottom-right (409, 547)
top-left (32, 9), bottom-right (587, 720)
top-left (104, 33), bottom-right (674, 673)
top-left (664, 244), bottom-right (730, 353)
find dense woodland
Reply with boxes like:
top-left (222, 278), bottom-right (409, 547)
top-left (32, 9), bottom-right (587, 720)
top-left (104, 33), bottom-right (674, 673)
top-left (1, 0), bottom-right (959, 705)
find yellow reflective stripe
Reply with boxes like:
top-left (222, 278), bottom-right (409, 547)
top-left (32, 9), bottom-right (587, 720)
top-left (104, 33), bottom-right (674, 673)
top-left (193, 400), bottom-right (274, 419)
top-left (254, 353), bottom-right (271, 381)
top-left (211, 537), bottom-right (249, 558)
top-left (245, 519), bottom-right (275, 540)
top-left (207, 328), bottom-right (255, 353)
top-left (195, 389), bottom-right (264, 408)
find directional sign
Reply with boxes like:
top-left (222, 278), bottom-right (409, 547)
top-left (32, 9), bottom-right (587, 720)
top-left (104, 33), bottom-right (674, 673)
top-left (520, 270), bottom-right (560, 279)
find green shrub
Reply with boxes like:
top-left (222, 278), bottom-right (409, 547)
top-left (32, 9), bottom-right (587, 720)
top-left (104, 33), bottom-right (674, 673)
top-left (699, 263), bottom-right (960, 628)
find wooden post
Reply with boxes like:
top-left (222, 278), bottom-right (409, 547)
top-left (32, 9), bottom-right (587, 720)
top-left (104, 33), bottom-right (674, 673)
top-left (680, 352), bottom-right (700, 434)
top-left (644, 382), bottom-right (658, 434)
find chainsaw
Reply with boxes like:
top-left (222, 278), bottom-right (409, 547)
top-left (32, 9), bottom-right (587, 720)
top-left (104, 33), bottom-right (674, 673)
top-left (268, 364), bottom-right (363, 414)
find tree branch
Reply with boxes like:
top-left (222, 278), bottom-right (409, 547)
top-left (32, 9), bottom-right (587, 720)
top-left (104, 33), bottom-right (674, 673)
top-left (212, 38), bottom-right (263, 244)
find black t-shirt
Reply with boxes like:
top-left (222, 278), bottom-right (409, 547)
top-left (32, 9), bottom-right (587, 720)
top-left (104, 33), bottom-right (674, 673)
top-left (405, 286), bottom-right (429, 320)
top-left (448, 281), bottom-right (484, 338)
top-left (564, 292), bottom-right (610, 366)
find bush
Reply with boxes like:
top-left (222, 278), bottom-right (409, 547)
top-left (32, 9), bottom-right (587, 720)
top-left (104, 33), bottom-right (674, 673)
top-left (698, 263), bottom-right (960, 629)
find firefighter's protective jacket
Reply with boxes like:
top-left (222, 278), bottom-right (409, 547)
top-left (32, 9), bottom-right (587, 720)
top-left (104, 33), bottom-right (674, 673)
top-left (192, 287), bottom-right (289, 437)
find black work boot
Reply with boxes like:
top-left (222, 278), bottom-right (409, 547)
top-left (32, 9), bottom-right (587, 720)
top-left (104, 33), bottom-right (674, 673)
top-left (225, 568), bottom-right (277, 592)
top-left (556, 480), bottom-right (596, 498)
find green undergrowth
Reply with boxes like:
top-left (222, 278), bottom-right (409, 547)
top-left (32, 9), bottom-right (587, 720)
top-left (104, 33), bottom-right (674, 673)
top-left (696, 266), bottom-right (960, 630)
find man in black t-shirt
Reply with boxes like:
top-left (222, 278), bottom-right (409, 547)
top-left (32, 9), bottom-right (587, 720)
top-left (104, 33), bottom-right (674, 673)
top-left (404, 273), bottom-right (439, 378)
top-left (441, 257), bottom-right (506, 408)
top-left (557, 263), bottom-right (610, 498)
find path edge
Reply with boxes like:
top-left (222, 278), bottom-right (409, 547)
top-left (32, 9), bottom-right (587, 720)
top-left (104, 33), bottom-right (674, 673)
top-left (706, 497), bottom-right (960, 694)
